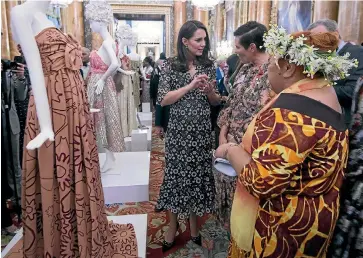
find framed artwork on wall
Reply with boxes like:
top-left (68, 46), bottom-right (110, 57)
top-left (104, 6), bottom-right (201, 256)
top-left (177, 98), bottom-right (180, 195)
top-left (277, 0), bottom-right (313, 33)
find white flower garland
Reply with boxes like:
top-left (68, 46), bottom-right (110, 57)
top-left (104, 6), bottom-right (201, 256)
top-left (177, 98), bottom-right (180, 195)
top-left (263, 25), bottom-right (359, 83)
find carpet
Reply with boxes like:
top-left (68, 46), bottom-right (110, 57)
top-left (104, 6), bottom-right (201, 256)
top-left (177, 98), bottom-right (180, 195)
top-left (1, 128), bottom-right (229, 257)
top-left (105, 128), bottom-right (229, 257)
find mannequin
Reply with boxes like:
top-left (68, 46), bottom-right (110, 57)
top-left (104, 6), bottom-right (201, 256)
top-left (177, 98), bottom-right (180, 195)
top-left (11, 0), bottom-right (55, 150)
top-left (128, 32), bottom-right (144, 109)
top-left (115, 24), bottom-right (138, 136)
top-left (10, 1), bottom-right (138, 257)
top-left (86, 2), bottom-right (125, 172)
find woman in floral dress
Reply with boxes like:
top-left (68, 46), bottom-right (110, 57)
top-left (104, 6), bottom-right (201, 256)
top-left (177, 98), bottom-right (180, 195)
top-left (155, 20), bottom-right (220, 252)
top-left (214, 22), bottom-right (272, 231)
top-left (328, 77), bottom-right (363, 258)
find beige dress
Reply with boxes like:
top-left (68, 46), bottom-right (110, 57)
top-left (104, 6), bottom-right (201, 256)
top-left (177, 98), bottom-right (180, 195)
top-left (130, 59), bottom-right (141, 108)
top-left (21, 27), bottom-right (137, 258)
top-left (117, 55), bottom-right (137, 137)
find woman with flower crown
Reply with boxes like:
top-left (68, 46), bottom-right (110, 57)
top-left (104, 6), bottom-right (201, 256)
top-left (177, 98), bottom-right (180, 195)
top-left (215, 26), bottom-right (358, 257)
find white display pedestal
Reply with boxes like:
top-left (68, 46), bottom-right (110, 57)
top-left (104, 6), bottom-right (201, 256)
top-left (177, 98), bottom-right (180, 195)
top-left (142, 102), bottom-right (151, 113)
top-left (2, 215), bottom-right (148, 258)
top-left (1, 228), bottom-right (23, 257)
top-left (137, 112), bottom-right (152, 126)
top-left (100, 152), bottom-right (150, 204)
top-left (108, 214), bottom-right (147, 258)
top-left (124, 125), bottom-right (152, 151)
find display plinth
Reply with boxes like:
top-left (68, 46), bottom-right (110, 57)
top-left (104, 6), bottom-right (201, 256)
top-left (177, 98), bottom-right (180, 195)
top-left (100, 152), bottom-right (150, 204)
top-left (137, 112), bottom-right (152, 126)
top-left (124, 125), bottom-right (152, 151)
top-left (1, 228), bottom-right (23, 257)
top-left (142, 102), bottom-right (151, 112)
top-left (108, 214), bottom-right (147, 258)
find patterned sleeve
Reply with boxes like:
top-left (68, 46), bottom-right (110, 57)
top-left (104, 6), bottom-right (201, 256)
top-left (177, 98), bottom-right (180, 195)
top-left (157, 59), bottom-right (171, 105)
top-left (217, 93), bottom-right (234, 128)
top-left (207, 64), bottom-right (218, 94)
top-left (240, 108), bottom-right (318, 199)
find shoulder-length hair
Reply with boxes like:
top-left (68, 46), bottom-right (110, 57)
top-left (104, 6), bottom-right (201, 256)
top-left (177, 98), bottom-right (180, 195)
top-left (172, 20), bottom-right (213, 72)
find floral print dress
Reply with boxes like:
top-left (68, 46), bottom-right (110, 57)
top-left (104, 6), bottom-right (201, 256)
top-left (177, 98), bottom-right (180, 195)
top-left (155, 57), bottom-right (216, 219)
top-left (214, 63), bottom-right (272, 230)
top-left (328, 77), bottom-right (363, 258)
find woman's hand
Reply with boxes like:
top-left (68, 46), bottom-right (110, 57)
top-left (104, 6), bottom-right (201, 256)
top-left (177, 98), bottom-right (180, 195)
top-left (12, 63), bottom-right (26, 79)
top-left (118, 67), bottom-right (135, 75)
top-left (215, 143), bottom-right (239, 159)
top-left (95, 79), bottom-right (105, 95)
top-left (26, 128), bottom-right (54, 150)
top-left (188, 74), bottom-right (209, 91)
top-left (215, 143), bottom-right (230, 159)
top-left (199, 80), bottom-right (215, 95)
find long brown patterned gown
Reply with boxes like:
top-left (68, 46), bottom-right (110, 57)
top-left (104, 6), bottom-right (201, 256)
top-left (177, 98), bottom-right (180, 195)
top-left (21, 28), bottom-right (137, 257)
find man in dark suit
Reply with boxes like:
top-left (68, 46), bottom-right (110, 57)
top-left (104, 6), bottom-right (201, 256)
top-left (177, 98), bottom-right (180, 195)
top-left (308, 19), bottom-right (363, 127)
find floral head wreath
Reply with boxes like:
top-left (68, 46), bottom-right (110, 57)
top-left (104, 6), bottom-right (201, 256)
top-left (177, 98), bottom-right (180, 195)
top-left (85, 1), bottom-right (113, 24)
top-left (115, 24), bottom-right (133, 45)
top-left (263, 25), bottom-right (359, 83)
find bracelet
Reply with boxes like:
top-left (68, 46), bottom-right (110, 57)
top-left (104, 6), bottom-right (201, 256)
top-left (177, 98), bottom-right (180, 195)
top-left (223, 143), bottom-right (239, 159)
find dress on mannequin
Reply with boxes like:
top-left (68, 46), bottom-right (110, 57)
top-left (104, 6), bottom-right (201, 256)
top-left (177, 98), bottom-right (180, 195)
top-left (87, 49), bottom-right (125, 152)
top-left (20, 28), bottom-right (137, 258)
top-left (128, 50), bottom-right (142, 108)
top-left (141, 65), bottom-right (153, 103)
top-left (117, 54), bottom-right (137, 137)
top-left (11, 1), bottom-right (137, 256)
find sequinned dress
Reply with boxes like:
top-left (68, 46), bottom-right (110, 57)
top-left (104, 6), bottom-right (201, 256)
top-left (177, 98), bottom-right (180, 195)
top-left (21, 27), bottom-right (137, 258)
top-left (87, 47), bottom-right (125, 152)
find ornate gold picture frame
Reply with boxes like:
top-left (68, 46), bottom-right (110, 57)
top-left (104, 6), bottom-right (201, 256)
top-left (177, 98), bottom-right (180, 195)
top-left (110, 3), bottom-right (172, 57)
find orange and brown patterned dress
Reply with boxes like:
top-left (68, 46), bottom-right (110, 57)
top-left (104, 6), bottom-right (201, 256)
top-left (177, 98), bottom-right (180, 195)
top-left (229, 93), bottom-right (349, 258)
top-left (21, 27), bottom-right (137, 257)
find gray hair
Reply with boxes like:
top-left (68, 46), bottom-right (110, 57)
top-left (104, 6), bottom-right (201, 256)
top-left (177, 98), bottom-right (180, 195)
top-left (307, 19), bottom-right (338, 32)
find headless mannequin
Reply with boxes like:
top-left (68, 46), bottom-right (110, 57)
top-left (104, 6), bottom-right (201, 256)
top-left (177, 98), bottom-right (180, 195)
top-left (117, 40), bottom-right (134, 75)
top-left (11, 0), bottom-right (99, 149)
top-left (128, 46), bottom-right (145, 79)
top-left (10, 0), bottom-right (58, 150)
top-left (90, 20), bottom-right (119, 172)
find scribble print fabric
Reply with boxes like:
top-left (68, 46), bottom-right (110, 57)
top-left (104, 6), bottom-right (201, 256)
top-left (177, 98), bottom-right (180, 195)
top-left (21, 27), bottom-right (137, 258)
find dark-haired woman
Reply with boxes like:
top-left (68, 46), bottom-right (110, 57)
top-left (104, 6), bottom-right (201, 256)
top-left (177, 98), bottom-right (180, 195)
top-left (214, 21), bottom-right (272, 232)
top-left (155, 20), bottom-right (220, 252)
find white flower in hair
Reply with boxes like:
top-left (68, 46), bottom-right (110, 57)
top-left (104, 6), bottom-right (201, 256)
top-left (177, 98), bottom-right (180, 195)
top-left (263, 24), bottom-right (359, 83)
top-left (85, 1), bottom-right (113, 24)
top-left (116, 24), bottom-right (133, 45)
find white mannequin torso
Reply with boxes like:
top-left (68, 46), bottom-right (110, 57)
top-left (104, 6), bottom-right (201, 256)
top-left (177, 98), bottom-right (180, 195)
top-left (12, 1), bottom-right (54, 40)
top-left (89, 21), bottom-right (119, 91)
top-left (117, 40), bottom-right (125, 58)
top-left (95, 39), bottom-right (117, 67)
top-left (10, 0), bottom-right (62, 149)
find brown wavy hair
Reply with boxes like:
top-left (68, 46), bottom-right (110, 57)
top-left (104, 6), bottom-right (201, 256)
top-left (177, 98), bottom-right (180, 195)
top-left (291, 31), bottom-right (339, 52)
